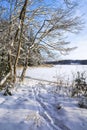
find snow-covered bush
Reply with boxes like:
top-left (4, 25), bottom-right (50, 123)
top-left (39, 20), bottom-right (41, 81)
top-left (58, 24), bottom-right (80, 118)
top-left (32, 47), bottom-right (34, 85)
top-left (3, 84), bottom-right (12, 96)
top-left (78, 96), bottom-right (87, 109)
top-left (0, 49), bottom-right (10, 81)
top-left (71, 71), bottom-right (87, 97)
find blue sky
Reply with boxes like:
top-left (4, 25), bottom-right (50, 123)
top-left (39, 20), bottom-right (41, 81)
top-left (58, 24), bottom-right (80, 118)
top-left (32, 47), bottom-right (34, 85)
top-left (62, 0), bottom-right (87, 60)
top-left (1, 0), bottom-right (87, 60)
top-left (42, 0), bottom-right (87, 60)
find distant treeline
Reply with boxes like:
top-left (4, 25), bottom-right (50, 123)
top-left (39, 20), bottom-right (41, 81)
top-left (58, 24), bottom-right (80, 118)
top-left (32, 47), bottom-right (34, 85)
top-left (45, 60), bottom-right (87, 65)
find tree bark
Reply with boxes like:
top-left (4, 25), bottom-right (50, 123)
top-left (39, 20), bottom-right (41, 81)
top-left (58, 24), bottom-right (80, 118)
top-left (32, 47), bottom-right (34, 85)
top-left (20, 49), bottom-right (30, 81)
top-left (13, 0), bottom-right (28, 82)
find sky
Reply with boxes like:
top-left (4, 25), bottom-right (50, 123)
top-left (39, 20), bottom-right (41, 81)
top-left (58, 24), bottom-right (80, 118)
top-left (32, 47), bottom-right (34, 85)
top-left (0, 0), bottom-right (87, 60)
top-left (43, 0), bottom-right (87, 60)
top-left (62, 0), bottom-right (87, 60)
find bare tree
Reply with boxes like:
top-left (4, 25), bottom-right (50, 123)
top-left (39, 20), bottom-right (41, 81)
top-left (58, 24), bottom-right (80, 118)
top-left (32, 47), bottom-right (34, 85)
top-left (0, 0), bottom-right (82, 84)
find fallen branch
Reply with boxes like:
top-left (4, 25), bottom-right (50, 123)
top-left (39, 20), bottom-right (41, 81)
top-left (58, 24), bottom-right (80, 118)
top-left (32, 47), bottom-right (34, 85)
top-left (0, 72), bottom-right (11, 86)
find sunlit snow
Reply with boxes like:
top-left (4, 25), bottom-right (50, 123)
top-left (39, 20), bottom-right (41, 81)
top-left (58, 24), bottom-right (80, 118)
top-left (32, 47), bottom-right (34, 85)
top-left (0, 65), bottom-right (87, 130)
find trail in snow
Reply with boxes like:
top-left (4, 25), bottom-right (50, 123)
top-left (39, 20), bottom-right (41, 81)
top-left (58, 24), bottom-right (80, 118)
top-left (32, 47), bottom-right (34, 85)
top-left (0, 79), bottom-right (87, 130)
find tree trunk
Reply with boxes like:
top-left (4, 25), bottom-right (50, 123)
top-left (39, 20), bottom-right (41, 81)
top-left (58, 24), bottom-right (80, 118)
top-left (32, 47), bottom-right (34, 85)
top-left (13, 0), bottom-right (28, 82)
top-left (21, 49), bottom-right (30, 81)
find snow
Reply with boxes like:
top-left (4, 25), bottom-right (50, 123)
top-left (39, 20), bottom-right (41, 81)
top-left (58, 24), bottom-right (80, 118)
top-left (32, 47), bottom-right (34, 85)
top-left (0, 65), bottom-right (87, 130)
top-left (17, 65), bottom-right (87, 85)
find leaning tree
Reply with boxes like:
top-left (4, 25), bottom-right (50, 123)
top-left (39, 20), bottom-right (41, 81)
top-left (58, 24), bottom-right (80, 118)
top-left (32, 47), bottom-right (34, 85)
top-left (0, 0), bottom-right (82, 85)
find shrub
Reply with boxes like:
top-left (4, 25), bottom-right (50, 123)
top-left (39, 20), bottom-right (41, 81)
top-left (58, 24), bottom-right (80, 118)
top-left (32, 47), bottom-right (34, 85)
top-left (71, 71), bottom-right (87, 97)
top-left (78, 96), bottom-right (87, 109)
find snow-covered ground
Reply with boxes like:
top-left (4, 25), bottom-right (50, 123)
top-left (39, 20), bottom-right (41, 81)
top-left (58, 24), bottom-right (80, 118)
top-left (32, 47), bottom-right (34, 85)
top-left (0, 65), bottom-right (87, 130)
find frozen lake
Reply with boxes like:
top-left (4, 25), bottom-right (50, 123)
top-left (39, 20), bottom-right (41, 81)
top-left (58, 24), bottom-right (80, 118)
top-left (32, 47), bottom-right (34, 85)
top-left (17, 65), bottom-right (87, 84)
